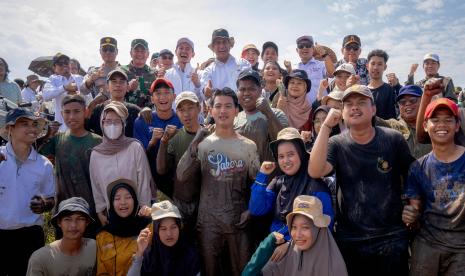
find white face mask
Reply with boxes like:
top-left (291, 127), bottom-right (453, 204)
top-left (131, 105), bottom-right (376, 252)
top-left (103, 124), bottom-right (123, 140)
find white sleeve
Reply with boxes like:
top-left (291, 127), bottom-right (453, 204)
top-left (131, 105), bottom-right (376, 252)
top-left (42, 77), bottom-right (65, 101)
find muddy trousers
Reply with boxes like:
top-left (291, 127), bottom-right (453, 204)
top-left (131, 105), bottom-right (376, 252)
top-left (337, 235), bottom-right (409, 276)
top-left (0, 225), bottom-right (44, 276)
top-left (410, 237), bottom-right (465, 276)
top-left (198, 227), bottom-right (251, 276)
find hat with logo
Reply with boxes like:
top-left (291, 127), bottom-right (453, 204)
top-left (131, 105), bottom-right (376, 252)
top-left (341, 84), bottom-right (374, 102)
top-left (150, 78), bottom-right (174, 93)
top-left (100, 37), bottom-right (117, 48)
top-left (342, 35), bottom-right (361, 47)
top-left (296, 35), bottom-right (314, 46)
top-left (106, 68), bottom-right (128, 82)
top-left (52, 53), bottom-right (70, 65)
top-left (237, 68), bottom-right (261, 86)
top-left (396, 85), bottom-right (423, 102)
top-left (176, 37), bottom-right (194, 51)
top-left (284, 69), bottom-right (311, 93)
top-left (423, 53), bottom-right (440, 63)
top-left (175, 91), bottom-right (199, 109)
top-left (50, 197), bottom-right (94, 227)
top-left (286, 195), bottom-right (331, 228)
top-left (131, 38), bottom-right (149, 50)
top-left (334, 63), bottom-right (356, 75)
top-left (151, 200), bottom-right (182, 221)
top-left (209, 28), bottom-right (235, 49)
top-left (424, 98), bottom-right (459, 120)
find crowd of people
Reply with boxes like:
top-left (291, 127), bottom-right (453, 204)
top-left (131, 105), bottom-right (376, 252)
top-left (0, 27), bottom-right (464, 276)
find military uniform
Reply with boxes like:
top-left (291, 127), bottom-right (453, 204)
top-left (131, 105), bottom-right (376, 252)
top-left (120, 63), bottom-right (155, 108)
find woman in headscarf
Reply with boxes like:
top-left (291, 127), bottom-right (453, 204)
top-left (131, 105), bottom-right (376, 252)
top-left (244, 195), bottom-right (347, 276)
top-left (90, 101), bottom-right (154, 225)
top-left (96, 179), bottom-right (151, 275)
top-left (249, 127), bottom-right (334, 246)
top-left (127, 200), bottom-right (200, 276)
top-left (276, 70), bottom-right (312, 131)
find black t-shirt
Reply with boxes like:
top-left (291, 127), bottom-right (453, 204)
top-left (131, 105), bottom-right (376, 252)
top-left (327, 126), bottom-right (415, 241)
top-left (86, 101), bottom-right (141, 138)
top-left (370, 83), bottom-right (397, 120)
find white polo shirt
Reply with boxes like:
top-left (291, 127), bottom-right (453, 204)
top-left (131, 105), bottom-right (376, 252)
top-left (0, 143), bottom-right (55, 230)
top-left (297, 58), bottom-right (327, 105)
top-left (200, 55), bottom-right (250, 94)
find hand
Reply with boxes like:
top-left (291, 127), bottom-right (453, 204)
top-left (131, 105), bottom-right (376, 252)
top-left (283, 60), bottom-right (292, 71)
top-left (386, 73), bottom-right (399, 86)
top-left (139, 107), bottom-right (152, 125)
top-left (256, 97), bottom-right (272, 115)
top-left (30, 195), bottom-right (46, 214)
top-left (89, 93), bottom-right (108, 108)
top-left (200, 58), bottom-right (215, 70)
top-left (402, 205), bottom-right (420, 225)
top-left (323, 108), bottom-right (342, 128)
top-left (136, 228), bottom-right (152, 257)
top-left (235, 210), bottom-right (251, 229)
top-left (270, 242), bottom-right (289, 262)
top-left (260, 161), bottom-right (276, 174)
top-left (313, 44), bottom-right (326, 61)
top-left (204, 80), bottom-right (213, 99)
top-left (129, 79), bottom-right (139, 91)
top-left (191, 63), bottom-right (201, 88)
top-left (346, 75), bottom-right (360, 88)
top-left (151, 128), bottom-right (164, 142)
top-left (409, 63), bottom-right (419, 75)
top-left (190, 127), bottom-right (211, 157)
top-left (138, 205), bottom-right (152, 217)
top-left (64, 81), bottom-right (78, 93)
top-left (272, 232), bottom-right (285, 245)
top-left (157, 67), bottom-right (166, 78)
top-left (276, 94), bottom-right (287, 111)
top-left (161, 125), bottom-right (177, 143)
top-left (319, 79), bottom-right (329, 91)
top-left (424, 78), bottom-right (444, 98)
top-left (98, 212), bottom-right (109, 226)
top-left (301, 131), bottom-right (312, 143)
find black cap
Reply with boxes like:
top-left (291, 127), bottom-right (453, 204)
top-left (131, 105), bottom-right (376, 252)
top-left (262, 41), bottom-right (279, 57)
top-left (100, 37), bottom-right (117, 48)
top-left (4, 108), bottom-right (45, 126)
top-left (106, 68), bottom-right (128, 82)
top-left (159, 49), bottom-right (174, 57)
top-left (284, 69), bottom-right (312, 93)
top-left (237, 69), bottom-right (261, 86)
top-left (50, 197), bottom-right (94, 227)
top-left (62, 94), bottom-right (86, 107)
top-left (342, 35), bottom-right (361, 47)
top-left (131, 38), bottom-right (148, 49)
top-left (52, 53), bottom-right (70, 65)
top-left (151, 52), bottom-right (160, 61)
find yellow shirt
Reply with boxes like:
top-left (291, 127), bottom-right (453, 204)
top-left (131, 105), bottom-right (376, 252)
top-left (96, 230), bottom-right (138, 276)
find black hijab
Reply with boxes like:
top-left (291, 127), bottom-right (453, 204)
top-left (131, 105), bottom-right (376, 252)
top-left (141, 219), bottom-right (200, 276)
top-left (101, 183), bottom-right (150, 237)
top-left (270, 139), bottom-right (330, 222)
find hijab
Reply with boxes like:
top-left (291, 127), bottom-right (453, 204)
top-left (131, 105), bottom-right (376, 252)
top-left (141, 219), bottom-right (200, 276)
top-left (279, 90), bottom-right (311, 130)
top-left (93, 101), bottom-right (140, 155)
top-left (101, 183), bottom-right (150, 237)
top-left (262, 217), bottom-right (348, 276)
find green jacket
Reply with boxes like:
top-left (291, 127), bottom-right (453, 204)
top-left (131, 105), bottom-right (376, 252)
top-left (242, 233), bottom-right (279, 276)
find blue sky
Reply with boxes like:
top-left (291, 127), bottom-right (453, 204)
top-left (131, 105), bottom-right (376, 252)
top-left (1, 0), bottom-right (464, 87)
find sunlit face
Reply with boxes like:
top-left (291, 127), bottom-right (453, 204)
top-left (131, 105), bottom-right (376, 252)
top-left (8, 118), bottom-right (41, 144)
top-left (130, 45), bottom-right (149, 68)
top-left (262, 47), bottom-right (278, 63)
top-left (263, 62), bottom-right (281, 82)
top-left (423, 59), bottom-right (440, 77)
top-left (160, 54), bottom-right (174, 68)
top-left (58, 213), bottom-right (89, 240)
top-left (334, 72), bottom-right (351, 91)
top-left (367, 56), bottom-right (387, 80)
top-left (313, 110), bottom-right (328, 135)
top-left (62, 102), bottom-right (85, 130)
top-left (212, 38), bottom-right (231, 62)
top-left (296, 40), bottom-right (314, 62)
top-left (424, 108), bottom-right (459, 145)
top-left (342, 94), bottom-right (376, 127)
top-left (287, 78), bottom-right (307, 98)
top-left (151, 87), bottom-right (175, 112)
top-left (176, 101), bottom-right (200, 131)
top-left (158, 217), bottom-right (180, 247)
top-left (108, 75), bottom-right (128, 101)
top-left (112, 187), bottom-right (134, 218)
top-left (243, 49), bottom-right (259, 66)
top-left (277, 142), bottom-right (301, 176)
top-left (290, 215), bottom-right (315, 251)
top-left (211, 95), bottom-right (238, 128)
top-left (175, 42), bottom-right (194, 65)
top-left (237, 79), bottom-right (261, 112)
top-left (398, 95), bottom-right (420, 123)
top-left (342, 43), bottom-right (361, 62)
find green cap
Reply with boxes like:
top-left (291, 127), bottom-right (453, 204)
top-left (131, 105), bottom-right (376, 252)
top-left (131, 38), bottom-right (148, 50)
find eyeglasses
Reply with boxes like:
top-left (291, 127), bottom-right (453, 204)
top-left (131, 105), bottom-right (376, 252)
top-left (101, 46), bottom-right (116, 53)
top-left (297, 43), bottom-right (313, 49)
top-left (398, 97), bottom-right (419, 106)
top-left (103, 119), bottom-right (122, 125)
top-left (345, 44), bottom-right (360, 51)
top-left (161, 55), bottom-right (173, 60)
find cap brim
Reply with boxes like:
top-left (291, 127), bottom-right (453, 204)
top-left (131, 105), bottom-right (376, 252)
top-left (101, 43), bottom-right (116, 48)
top-left (426, 103), bottom-right (458, 119)
top-left (151, 211), bottom-right (182, 221)
top-left (283, 75), bottom-right (311, 93)
top-left (132, 43), bottom-right (147, 49)
top-left (51, 208), bottom-right (95, 228)
top-left (208, 37), bottom-right (235, 49)
top-left (342, 91), bottom-right (372, 102)
top-left (286, 211), bottom-right (330, 229)
top-left (0, 116), bottom-right (47, 141)
top-left (175, 98), bottom-right (199, 109)
top-left (270, 138), bottom-right (309, 161)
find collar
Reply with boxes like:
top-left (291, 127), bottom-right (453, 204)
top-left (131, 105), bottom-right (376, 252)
top-left (174, 62), bottom-right (193, 73)
top-left (215, 55), bottom-right (234, 65)
top-left (299, 57), bottom-right (316, 66)
top-left (6, 142), bottom-right (37, 162)
top-left (128, 62), bottom-right (150, 72)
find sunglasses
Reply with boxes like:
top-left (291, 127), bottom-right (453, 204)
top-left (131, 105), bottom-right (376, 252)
top-left (398, 97), bottom-right (419, 106)
top-left (161, 55), bottom-right (173, 60)
top-left (101, 46), bottom-right (116, 53)
top-left (297, 43), bottom-right (313, 49)
top-left (345, 44), bottom-right (360, 51)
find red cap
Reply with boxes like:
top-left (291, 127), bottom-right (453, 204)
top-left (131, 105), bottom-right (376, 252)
top-left (150, 78), bottom-right (174, 93)
top-left (424, 98), bottom-right (459, 120)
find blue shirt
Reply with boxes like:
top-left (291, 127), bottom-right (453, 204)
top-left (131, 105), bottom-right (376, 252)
top-left (133, 111), bottom-right (183, 149)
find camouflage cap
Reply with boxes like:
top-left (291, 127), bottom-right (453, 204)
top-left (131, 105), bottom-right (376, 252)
top-left (131, 38), bottom-right (148, 50)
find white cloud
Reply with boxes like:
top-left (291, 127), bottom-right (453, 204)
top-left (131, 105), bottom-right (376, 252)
top-left (328, 2), bottom-right (355, 13)
top-left (400, 15), bottom-right (414, 24)
top-left (414, 0), bottom-right (444, 13)
top-left (377, 3), bottom-right (400, 17)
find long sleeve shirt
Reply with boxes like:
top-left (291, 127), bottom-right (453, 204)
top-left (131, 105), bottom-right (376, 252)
top-left (0, 79), bottom-right (21, 104)
top-left (164, 63), bottom-right (204, 106)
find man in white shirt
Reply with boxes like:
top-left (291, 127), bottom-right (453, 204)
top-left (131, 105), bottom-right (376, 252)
top-left (200, 28), bottom-right (250, 99)
top-left (42, 53), bottom-right (84, 132)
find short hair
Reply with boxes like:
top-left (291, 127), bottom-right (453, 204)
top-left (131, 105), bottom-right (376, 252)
top-left (210, 87), bottom-right (239, 108)
top-left (62, 94), bottom-right (86, 108)
top-left (70, 58), bottom-right (81, 70)
top-left (367, 49), bottom-right (389, 63)
top-left (0, 58), bottom-right (10, 80)
top-left (236, 75), bottom-right (261, 89)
